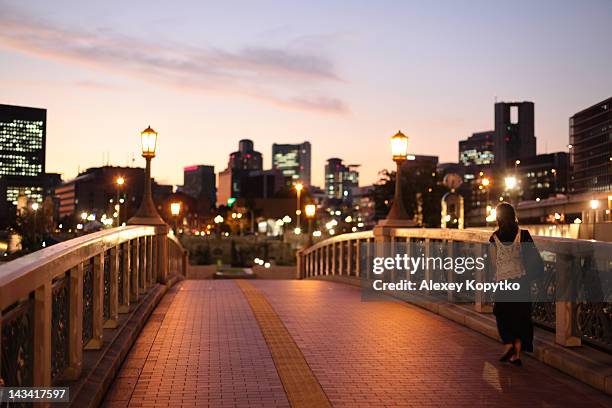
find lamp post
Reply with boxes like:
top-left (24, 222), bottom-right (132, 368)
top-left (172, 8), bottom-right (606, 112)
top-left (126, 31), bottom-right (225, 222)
top-left (170, 202), bottom-right (181, 234)
top-left (481, 177), bottom-right (490, 224)
top-left (381, 130), bottom-right (410, 225)
top-left (128, 126), bottom-right (166, 226)
top-left (504, 176), bottom-right (517, 206)
top-left (294, 182), bottom-right (303, 233)
top-left (305, 204), bottom-right (316, 247)
top-left (214, 215), bottom-right (224, 238)
top-left (116, 176), bottom-right (125, 226)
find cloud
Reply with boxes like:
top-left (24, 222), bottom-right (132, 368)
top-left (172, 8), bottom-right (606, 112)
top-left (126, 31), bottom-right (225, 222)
top-left (0, 5), bottom-right (348, 114)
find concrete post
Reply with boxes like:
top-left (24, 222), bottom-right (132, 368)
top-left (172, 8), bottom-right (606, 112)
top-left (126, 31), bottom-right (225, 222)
top-left (64, 264), bottom-right (83, 380)
top-left (119, 241), bottom-right (131, 313)
top-left (555, 253), bottom-right (581, 347)
top-left (474, 244), bottom-right (492, 313)
top-left (157, 228), bottom-right (169, 284)
top-left (146, 236), bottom-right (153, 288)
top-left (130, 238), bottom-right (140, 302)
top-left (105, 247), bottom-right (119, 328)
top-left (296, 249), bottom-right (303, 279)
top-left (85, 253), bottom-right (104, 350)
top-left (423, 239), bottom-right (431, 295)
top-left (33, 282), bottom-right (51, 386)
top-left (355, 239), bottom-right (361, 277)
top-left (446, 240), bottom-right (455, 302)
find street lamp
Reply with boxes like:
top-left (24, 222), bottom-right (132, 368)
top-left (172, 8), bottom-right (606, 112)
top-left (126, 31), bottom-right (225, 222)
top-left (214, 214), bottom-right (224, 237)
top-left (294, 182), bottom-right (304, 232)
top-left (115, 176), bottom-right (125, 226)
top-left (305, 204), bottom-right (316, 246)
top-left (170, 202), bottom-right (181, 234)
top-left (481, 177), bottom-right (491, 224)
top-left (382, 130), bottom-right (410, 225)
top-left (128, 126), bottom-right (166, 226)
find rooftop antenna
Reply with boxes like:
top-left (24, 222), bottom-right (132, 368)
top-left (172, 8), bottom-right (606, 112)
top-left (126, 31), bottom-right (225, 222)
top-left (494, 95), bottom-right (498, 103)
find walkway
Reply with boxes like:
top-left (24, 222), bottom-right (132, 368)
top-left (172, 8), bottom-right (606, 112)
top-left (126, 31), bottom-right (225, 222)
top-left (103, 280), bottom-right (611, 407)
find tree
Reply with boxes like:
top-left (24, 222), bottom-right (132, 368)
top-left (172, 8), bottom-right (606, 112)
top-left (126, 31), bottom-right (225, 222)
top-left (371, 164), bottom-right (448, 227)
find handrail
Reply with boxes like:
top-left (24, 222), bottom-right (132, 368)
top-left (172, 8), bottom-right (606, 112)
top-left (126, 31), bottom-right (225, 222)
top-left (301, 227), bottom-right (612, 257)
top-left (0, 226), bottom-right (156, 309)
top-left (0, 225), bottom-right (187, 389)
top-left (297, 227), bottom-right (612, 353)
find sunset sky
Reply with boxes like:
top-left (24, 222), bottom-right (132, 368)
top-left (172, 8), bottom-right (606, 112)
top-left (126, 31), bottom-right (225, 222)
top-left (1, 0), bottom-right (611, 187)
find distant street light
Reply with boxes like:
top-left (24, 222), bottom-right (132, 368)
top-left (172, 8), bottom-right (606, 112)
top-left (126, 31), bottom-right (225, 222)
top-left (31, 202), bottom-right (39, 211)
top-left (170, 202), bottom-right (181, 234)
top-left (590, 199), bottom-right (599, 210)
top-left (305, 204), bottom-right (316, 246)
top-left (294, 182), bottom-right (304, 232)
top-left (115, 176), bottom-right (125, 226)
top-left (128, 126), bottom-right (166, 226)
top-left (505, 176), bottom-right (517, 190)
top-left (383, 130), bottom-right (410, 224)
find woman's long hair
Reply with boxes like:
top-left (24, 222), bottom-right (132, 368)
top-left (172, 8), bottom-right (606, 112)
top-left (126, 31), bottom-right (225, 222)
top-left (495, 202), bottom-right (518, 236)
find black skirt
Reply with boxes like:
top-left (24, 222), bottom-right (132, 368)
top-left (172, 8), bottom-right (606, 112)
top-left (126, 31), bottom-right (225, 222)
top-left (493, 276), bottom-right (534, 352)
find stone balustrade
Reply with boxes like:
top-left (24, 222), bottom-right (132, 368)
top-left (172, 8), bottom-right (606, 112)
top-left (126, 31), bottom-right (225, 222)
top-left (297, 227), bottom-right (612, 353)
top-left (0, 225), bottom-right (187, 387)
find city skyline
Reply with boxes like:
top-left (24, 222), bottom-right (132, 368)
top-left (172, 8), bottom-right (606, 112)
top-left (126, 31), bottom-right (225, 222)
top-left (1, 1), bottom-right (612, 187)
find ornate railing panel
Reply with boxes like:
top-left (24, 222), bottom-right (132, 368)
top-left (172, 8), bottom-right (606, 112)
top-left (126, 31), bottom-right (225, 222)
top-left (82, 258), bottom-right (95, 346)
top-left (103, 250), bottom-right (111, 321)
top-left (1, 297), bottom-right (34, 387)
top-left (51, 275), bottom-right (70, 381)
top-left (0, 225), bottom-right (187, 387)
top-left (297, 227), bottom-right (612, 353)
top-left (118, 243), bottom-right (126, 307)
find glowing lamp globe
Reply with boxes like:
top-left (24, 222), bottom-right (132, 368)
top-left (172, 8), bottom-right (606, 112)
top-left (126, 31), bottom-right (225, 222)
top-left (140, 126), bottom-right (158, 158)
top-left (390, 130), bottom-right (409, 162)
top-left (170, 202), bottom-right (181, 216)
top-left (305, 204), bottom-right (316, 218)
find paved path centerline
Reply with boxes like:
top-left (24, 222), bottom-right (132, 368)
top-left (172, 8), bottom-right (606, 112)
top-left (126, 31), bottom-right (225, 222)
top-left (237, 280), bottom-right (332, 408)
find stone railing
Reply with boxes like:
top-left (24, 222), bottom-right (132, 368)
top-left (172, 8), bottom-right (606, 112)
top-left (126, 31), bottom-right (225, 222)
top-left (297, 227), bottom-right (612, 353)
top-left (0, 225), bottom-right (187, 387)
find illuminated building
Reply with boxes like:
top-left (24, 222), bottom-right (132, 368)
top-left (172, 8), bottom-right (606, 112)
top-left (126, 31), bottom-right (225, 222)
top-left (325, 158), bottom-right (359, 202)
top-left (569, 97), bottom-right (612, 193)
top-left (272, 142), bottom-right (311, 186)
top-left (459, 131), bottom-right (495, 167)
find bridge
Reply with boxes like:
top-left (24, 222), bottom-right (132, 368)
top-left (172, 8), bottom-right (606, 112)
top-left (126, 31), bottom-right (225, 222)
top-left (1, 226), bottom-right (611, 407)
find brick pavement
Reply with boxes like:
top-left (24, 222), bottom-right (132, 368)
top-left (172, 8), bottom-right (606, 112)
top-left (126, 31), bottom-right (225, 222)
top-left (103, 280), bottom-right (289, 407)
top-left (104, 279), bottom-right (612, 407)
top-left (253, 280), bottom-right (611, 408)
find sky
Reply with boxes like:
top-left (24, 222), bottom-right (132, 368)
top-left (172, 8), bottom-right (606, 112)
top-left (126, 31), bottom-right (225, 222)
top-left (1, 0), bottom-right (611, 187)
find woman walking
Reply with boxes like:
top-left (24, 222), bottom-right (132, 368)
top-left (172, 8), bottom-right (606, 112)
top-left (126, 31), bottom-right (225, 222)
top-left (490, 202), bottom-right (540, 366)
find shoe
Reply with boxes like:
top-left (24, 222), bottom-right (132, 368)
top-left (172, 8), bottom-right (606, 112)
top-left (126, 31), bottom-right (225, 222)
top-left (499, 348), bottom-right (514, 362)
top-left (509, 358), bottom-right (522, 366)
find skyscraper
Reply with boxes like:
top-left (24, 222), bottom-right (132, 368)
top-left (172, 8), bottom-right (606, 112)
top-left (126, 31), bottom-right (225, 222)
top-left (272, 142), bottom-right (311, 186)
top-left (183, 165), bottom-right (216, 210)
top-left (493, 101), bottom-right (536, 168)
top-left (459, 131), bottom-right (495, 167)
top-left (228, 139), bottom-right (263, 171)
top-left (569, 97), bottom-right (612, 193)
top-left (0, 104), bottom-right (46, 204)
top-left (325, 158), bottom-right (359, 201)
